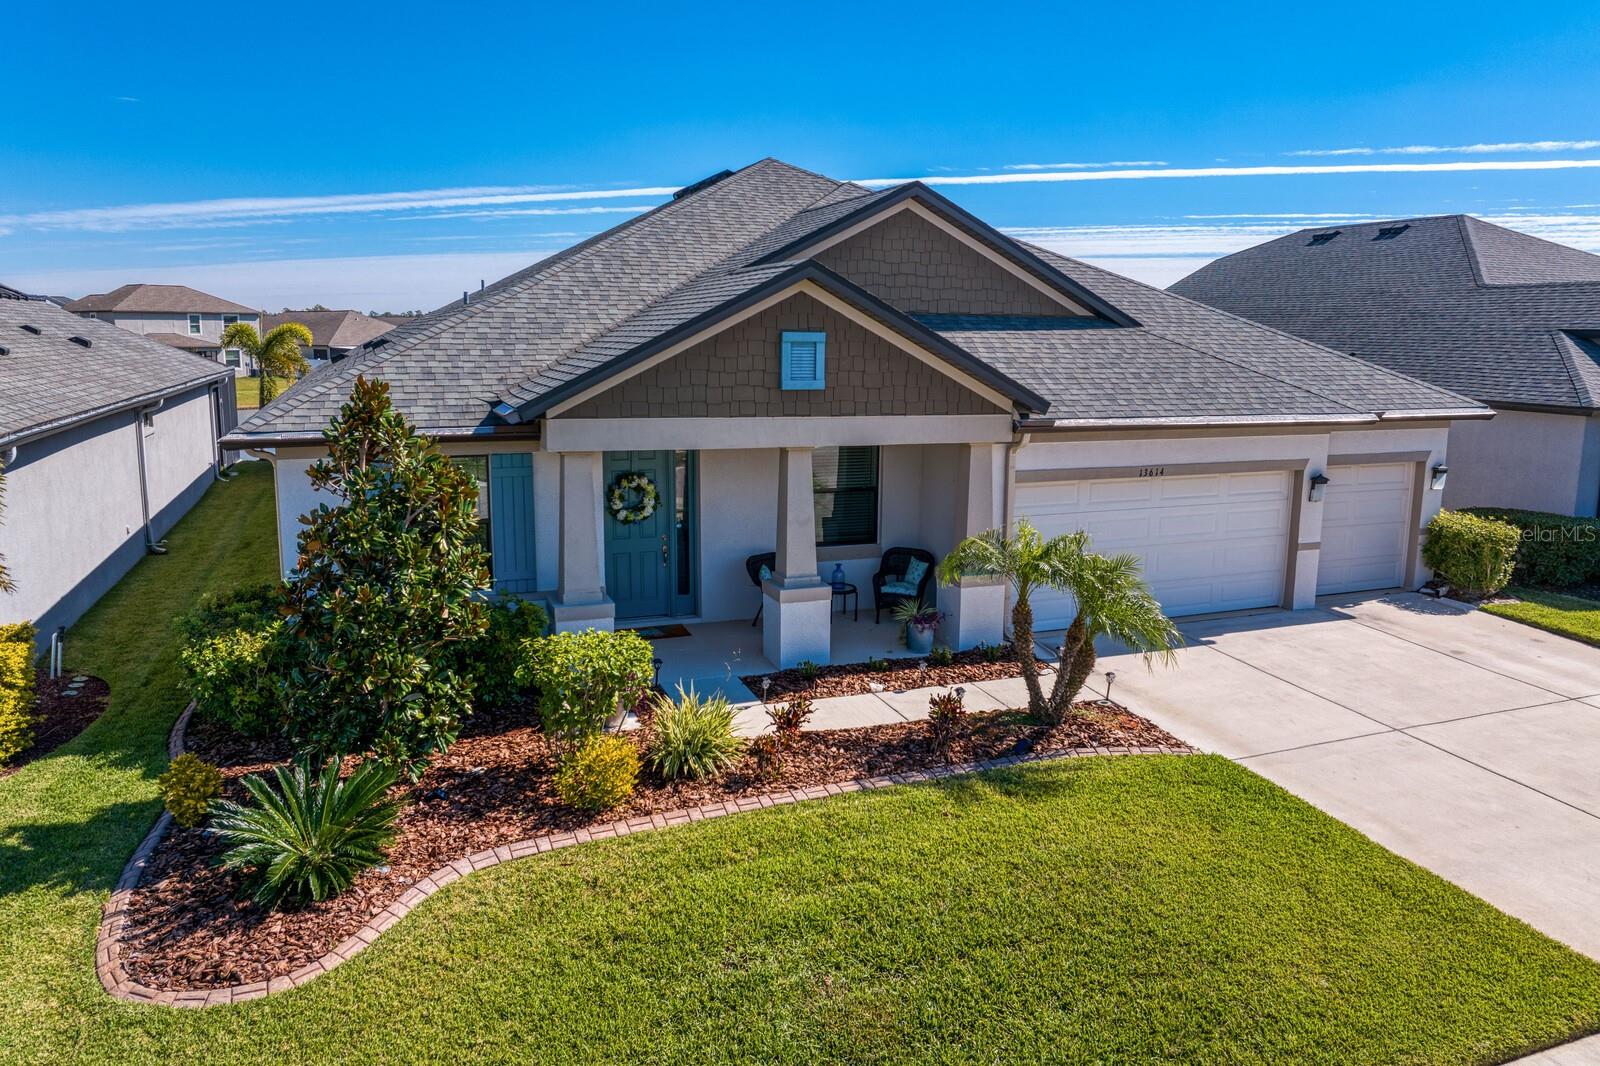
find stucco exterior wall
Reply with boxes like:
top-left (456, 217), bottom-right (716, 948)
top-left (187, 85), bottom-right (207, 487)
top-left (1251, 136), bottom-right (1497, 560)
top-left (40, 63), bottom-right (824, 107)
top-left (0, 385), bottom-right (220, 641)
top-left (815, 208), bottom-right (1074, 316)
top-left (1442, 409), bottom-right (1600, 517)
top-left (566, 292), bottom-right (1004, 419)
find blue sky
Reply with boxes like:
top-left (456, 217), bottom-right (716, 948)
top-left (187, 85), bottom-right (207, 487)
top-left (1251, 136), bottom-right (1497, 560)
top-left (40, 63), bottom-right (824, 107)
top-left (4, 1), bottom-right (1600, 310)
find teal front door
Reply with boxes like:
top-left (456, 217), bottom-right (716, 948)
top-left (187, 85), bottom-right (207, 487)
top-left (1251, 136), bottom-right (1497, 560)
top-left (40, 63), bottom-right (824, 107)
top-left (604, 451), bottom-right (676, 619)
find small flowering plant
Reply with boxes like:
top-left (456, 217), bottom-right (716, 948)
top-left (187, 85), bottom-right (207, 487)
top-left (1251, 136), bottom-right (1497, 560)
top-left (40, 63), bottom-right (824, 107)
top-left (892, 597), bottom-right (945, 634)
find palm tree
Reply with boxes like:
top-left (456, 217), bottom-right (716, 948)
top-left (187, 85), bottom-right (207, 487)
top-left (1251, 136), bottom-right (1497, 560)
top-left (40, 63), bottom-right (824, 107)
top-left (938, 519), bottom-right (1180, 724)
top-left (220, 322), bottom-right (312, 403)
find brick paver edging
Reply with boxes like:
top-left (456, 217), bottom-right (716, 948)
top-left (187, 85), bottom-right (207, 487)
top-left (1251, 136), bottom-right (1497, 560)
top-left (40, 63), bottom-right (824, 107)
top-left (97, 715), bottom-right (1192, 1008)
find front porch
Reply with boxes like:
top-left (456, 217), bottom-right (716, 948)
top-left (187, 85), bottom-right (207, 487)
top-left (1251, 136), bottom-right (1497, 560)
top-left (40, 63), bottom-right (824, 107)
top-left (543, 441), bottom-right (1013, 669)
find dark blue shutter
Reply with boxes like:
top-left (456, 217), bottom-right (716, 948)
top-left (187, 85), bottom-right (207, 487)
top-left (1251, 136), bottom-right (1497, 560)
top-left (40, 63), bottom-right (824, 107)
top-left (489, 453), bottom-right (538, 593)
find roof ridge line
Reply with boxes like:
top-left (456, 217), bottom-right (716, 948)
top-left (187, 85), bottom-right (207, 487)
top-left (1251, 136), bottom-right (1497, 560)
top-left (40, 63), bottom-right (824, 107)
top-left (1550, 329), bottom-right (1600, 409)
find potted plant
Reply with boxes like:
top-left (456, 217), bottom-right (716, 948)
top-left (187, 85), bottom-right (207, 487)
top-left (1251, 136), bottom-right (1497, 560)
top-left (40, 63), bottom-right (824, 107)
top-left (892, 598), bottom-right (945, 654)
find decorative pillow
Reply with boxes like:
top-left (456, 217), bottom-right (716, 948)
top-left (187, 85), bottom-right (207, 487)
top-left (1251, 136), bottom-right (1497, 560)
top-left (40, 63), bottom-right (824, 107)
top-left (758, 564), bottom-right (773, 581)
top-left (903, 558), bottom-right (929, 587)
top-left (883, 581), bottom-right (919, 596)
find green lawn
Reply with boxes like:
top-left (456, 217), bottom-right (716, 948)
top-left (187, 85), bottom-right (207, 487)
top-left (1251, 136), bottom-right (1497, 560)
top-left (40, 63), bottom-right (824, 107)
top-left (234, 376), bottom-right (261, 410)
top-left (1484, 587), bottom-right (1600, 648)
top-left (3, 465), bottom-right (1600, 1064)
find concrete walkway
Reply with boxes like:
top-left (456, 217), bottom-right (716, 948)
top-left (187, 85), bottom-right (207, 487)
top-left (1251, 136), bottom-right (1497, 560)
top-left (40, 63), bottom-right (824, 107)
top-left (1074, 591), bottom-right (1600, 962)
top-left (727, 670), bottom-right (1053, 736)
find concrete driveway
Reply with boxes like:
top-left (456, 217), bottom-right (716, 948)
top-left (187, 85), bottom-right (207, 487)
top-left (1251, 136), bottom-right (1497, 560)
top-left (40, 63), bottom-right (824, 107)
top-left (1073, 592), bottom-right (1600, 959)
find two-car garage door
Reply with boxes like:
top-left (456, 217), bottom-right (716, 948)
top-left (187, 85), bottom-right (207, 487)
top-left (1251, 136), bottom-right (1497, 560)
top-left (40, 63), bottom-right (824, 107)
top-left (1016, 470), bottom-right (1292, 628)
top-left (1015, 462), bottom-right (1415, 629)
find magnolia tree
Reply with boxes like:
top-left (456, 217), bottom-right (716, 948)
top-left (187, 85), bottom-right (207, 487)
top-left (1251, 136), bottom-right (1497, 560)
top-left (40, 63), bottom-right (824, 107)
top-left (938, 519), bottom-right (1181, 724)
top-left (281, 376), bottom-right (490, 771)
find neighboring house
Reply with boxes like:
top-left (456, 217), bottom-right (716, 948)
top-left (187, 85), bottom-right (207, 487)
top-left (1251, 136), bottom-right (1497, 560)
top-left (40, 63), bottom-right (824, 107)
top-left (260, 309), bottom-right (394, 364)
top-left (64, 283), bottom-right (263, 376)
top-left (0, 285), bottom-right (238, 642)
top-left (1172, 216), bottom-right (1600, 517)
top-left (222, 158), bottom-right (1487, 668)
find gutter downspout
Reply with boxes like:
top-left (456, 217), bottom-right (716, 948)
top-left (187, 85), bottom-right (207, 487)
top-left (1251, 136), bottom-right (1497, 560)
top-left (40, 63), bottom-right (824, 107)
top-left (133, 399), bottom-right (168, 555)
top-left (207, 384), bottom-right (228, 481)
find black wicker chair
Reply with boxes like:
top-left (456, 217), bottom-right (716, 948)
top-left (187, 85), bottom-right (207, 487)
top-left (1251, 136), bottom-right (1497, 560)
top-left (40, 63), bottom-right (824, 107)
top-left (872, 547), bottom-right (936, 623)
top-left (745, 552), bottom-right (777, 626)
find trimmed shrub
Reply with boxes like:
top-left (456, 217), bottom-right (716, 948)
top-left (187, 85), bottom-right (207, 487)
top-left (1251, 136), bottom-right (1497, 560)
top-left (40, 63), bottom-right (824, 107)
top-left (180, 618), bottom-right (288, 738)
top-left (766, 696), bottom-right (813, 746)
top-left (158, 753), bottom-right (223, 828)
top-left (647, 686), bottom-right (742, 782)
top-left (1463, 508), bottom-right (1600, 588)
top-left (1422, 510), bottom-right (1521, 598)
top-left (0, 621), bottom-right (36, 765)
top-left (518, 629), bottom-right (655, 750)
top-left (555, 734), bottom-right (639, 811)
top-left (458, 596), bottom-right (549, 710)
top-left (212, 758), bottom-right (402, 908)
top-left (927, 690), bottom-right (966, 763)
top-left (927, 644), bottom-right (955, 667)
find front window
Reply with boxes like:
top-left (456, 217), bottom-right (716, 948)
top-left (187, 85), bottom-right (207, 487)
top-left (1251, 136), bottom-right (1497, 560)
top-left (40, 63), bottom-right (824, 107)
top-left (451, 456), bottom-right (492, 557)
top-left (222, 313), bottom-right (239, 328)
top-left (812, 446), bottom-right (878, 547)
top-left (224, 348), bottom-right (241, 367)
top-left (188, 313), bottom-right (201, 335)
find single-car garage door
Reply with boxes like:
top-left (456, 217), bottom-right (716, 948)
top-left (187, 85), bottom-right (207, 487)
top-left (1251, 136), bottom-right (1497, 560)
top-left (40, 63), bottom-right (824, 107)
top-left (1317, 462), bottom-right (1413, 595)
top-left (1015, 469), bottom-right (1291, 627)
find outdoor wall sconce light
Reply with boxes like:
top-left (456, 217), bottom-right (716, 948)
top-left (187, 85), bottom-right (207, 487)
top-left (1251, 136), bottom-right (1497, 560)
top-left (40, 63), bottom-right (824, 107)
top-left (1308, 473), bottom-right (1330, 503)
top-left (1431, 464), bottom-right (1449, 491)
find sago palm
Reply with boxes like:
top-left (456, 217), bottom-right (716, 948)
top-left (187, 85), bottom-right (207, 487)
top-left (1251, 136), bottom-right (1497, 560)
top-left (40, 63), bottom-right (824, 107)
top-left (220, 321), bottom-right (312, 403)
top-left (939, 519), bottom-right (1180, 724)
top-left (211, 757), bottom-right (402, 908)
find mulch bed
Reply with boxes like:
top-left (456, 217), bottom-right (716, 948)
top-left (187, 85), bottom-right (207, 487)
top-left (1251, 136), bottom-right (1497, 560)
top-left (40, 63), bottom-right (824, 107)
top-left (744, 644), bottom-right (1053, 700)
top-left (119, 695), bottom-right (1181, 991)
top-left (0, 672), bottom-right (111, 778)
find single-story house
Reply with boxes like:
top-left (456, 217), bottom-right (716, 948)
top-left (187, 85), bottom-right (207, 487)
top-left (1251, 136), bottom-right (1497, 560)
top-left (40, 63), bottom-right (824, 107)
top-left (1171, 215), bottom-right (1600, 517)
top-left (260, 309), bottom-right (395, 365)
top-left (64, 283), bottom-right (263, 376)
top-left (0, 284), bottom-right (239, 642)
top-left (223, 159), bottom-right (1488, 667)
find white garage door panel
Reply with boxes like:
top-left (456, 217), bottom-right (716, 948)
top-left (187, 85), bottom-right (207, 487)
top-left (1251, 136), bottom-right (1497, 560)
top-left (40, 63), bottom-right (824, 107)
top-left (1317, 463), bottom-right (1412, 595)
top-left (1017, 470), bottom-right (1292, 626)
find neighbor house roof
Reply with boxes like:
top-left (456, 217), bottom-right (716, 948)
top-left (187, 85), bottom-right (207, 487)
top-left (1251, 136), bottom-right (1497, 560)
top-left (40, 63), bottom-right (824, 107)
top-left (225, 158), bottom-right (1486, 446)
top-left (260, 309), bottom-right (395, 351)
top-left (63, 283), bottom-right (257, 316)
top-left (143, 332), bottom-right (221, 351)
top-left (1170, 215), bottom-right (1600, 412)
top-left (1, 291), bottom-right (233, 448)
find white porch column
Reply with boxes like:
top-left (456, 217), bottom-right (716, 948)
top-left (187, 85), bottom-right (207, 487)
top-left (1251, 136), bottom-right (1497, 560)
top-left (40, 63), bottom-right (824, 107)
top-left (551, 450), bottom-right (615, 633)
top-left (762, 447), bottom-right (831, 668)
top-left (941, 443), bottom-right (1006, 650)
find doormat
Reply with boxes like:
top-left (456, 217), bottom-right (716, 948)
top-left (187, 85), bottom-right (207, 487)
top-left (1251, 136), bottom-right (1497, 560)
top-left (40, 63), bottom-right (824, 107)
top-left (624, 623), bottom-right (691, 640)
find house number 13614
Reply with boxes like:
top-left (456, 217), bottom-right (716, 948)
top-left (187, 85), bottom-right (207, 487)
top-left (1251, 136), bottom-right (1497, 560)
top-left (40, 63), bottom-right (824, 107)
top-left (1138, 467), bottom-right (1165, 478)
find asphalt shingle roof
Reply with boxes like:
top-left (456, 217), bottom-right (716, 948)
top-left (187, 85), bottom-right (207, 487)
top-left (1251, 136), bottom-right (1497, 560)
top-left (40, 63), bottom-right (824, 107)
top-left (1, 294), bottom-right (232, 446)
top-left (228, 159), bottom-right (1485, 442)
top-left (63, 283), bottom-right (257, 316)
top-left (1171, 214), bottom-right (1600, 411)
top-left (260, 310), bottom-right (395, 350)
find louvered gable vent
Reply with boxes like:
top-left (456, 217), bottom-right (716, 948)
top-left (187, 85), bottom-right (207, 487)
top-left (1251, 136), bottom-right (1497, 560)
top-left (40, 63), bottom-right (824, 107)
top-left (781, 330), bottom-right (826, 390)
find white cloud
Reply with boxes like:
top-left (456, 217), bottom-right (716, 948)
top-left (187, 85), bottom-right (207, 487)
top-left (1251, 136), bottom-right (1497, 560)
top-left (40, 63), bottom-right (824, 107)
top-left (856, 159), bottom-right (1600, 187)
top-left (1003, 160), bottom-right (1168, 170)
top-left (1182, 212), bottom-right (1380, 220)
top-left (1289, 139), bottom-right (1600, 157)
top-left (392, 205), bottom-right (657, 222)
top-left (0, 184), bottom-right (677, 233)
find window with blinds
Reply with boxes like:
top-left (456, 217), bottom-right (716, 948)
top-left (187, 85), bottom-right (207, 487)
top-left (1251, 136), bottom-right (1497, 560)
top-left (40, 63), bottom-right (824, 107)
top-left (781, 330), bottom-right (826, 390)
top-left (813, 446), bottom-right (878, 546)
